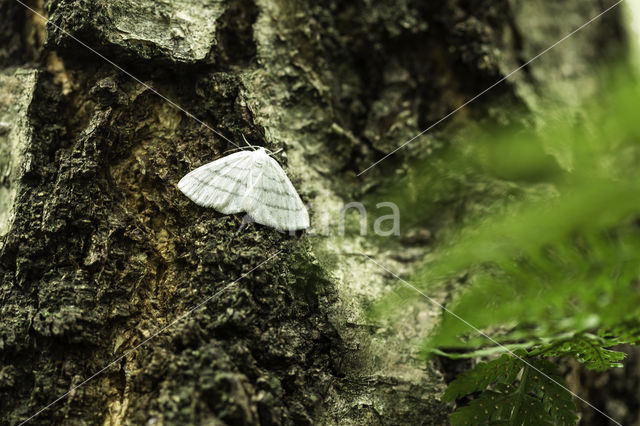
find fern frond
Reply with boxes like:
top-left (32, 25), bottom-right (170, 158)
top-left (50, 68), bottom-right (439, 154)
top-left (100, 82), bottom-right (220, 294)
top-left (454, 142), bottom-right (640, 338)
top-left (442, 354), bottom-right (522, 401)
top-left (445, 356), bottom-right (578, 426)
top-left (541, 333), bottom-right (628, 371)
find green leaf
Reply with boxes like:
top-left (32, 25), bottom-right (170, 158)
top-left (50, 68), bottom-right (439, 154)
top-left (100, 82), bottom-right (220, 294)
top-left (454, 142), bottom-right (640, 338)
top-left (543, 334), bottom-right (627, 371)
top-left (446, 357), bottom-right (578, 426)
top-left (442, 354), bottom-right (521, 402)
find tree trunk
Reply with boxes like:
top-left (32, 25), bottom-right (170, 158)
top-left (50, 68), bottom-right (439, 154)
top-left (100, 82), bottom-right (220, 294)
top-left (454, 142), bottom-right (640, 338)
top-left (0, 0), bottom-right (626, 425)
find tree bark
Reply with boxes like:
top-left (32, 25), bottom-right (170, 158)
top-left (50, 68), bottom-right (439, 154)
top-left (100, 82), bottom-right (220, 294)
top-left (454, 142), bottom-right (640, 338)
top-left (0, 0), bottom-right (627, 425)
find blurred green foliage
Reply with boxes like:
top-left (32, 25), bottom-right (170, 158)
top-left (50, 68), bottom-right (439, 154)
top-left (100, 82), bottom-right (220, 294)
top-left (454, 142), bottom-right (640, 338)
top-left (373, 67), bottom-right (640, 424)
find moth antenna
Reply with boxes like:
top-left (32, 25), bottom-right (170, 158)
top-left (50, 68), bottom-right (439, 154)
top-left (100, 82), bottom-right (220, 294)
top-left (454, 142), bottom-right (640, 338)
top-left (242, 134), bottom-right (256, 151)
top-left (268, 148), bottom-right (283, 157)
top-left (223, 146), bottom-right (252, 154)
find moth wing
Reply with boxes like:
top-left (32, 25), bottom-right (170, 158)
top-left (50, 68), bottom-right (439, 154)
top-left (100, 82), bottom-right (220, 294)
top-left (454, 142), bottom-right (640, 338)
top-left (243, 157), bottom-right (309, 231)
top-left (178, 151), bottom-right (253, 214)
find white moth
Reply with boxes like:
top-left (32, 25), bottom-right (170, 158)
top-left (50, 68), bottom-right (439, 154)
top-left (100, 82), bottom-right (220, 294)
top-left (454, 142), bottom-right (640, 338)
top-left (178, 147), bottom-right (309, 231)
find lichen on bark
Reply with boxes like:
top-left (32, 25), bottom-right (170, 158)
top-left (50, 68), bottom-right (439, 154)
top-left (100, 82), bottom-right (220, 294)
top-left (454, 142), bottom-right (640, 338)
top-left (0, 69), bottom-right (37, 237)
top-left (49, 0), bottom-right (227, 63)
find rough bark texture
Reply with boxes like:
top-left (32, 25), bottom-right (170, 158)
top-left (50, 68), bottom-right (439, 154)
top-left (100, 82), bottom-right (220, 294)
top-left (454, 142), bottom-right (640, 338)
top-left (0, 0), bottom-right (630, 425)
